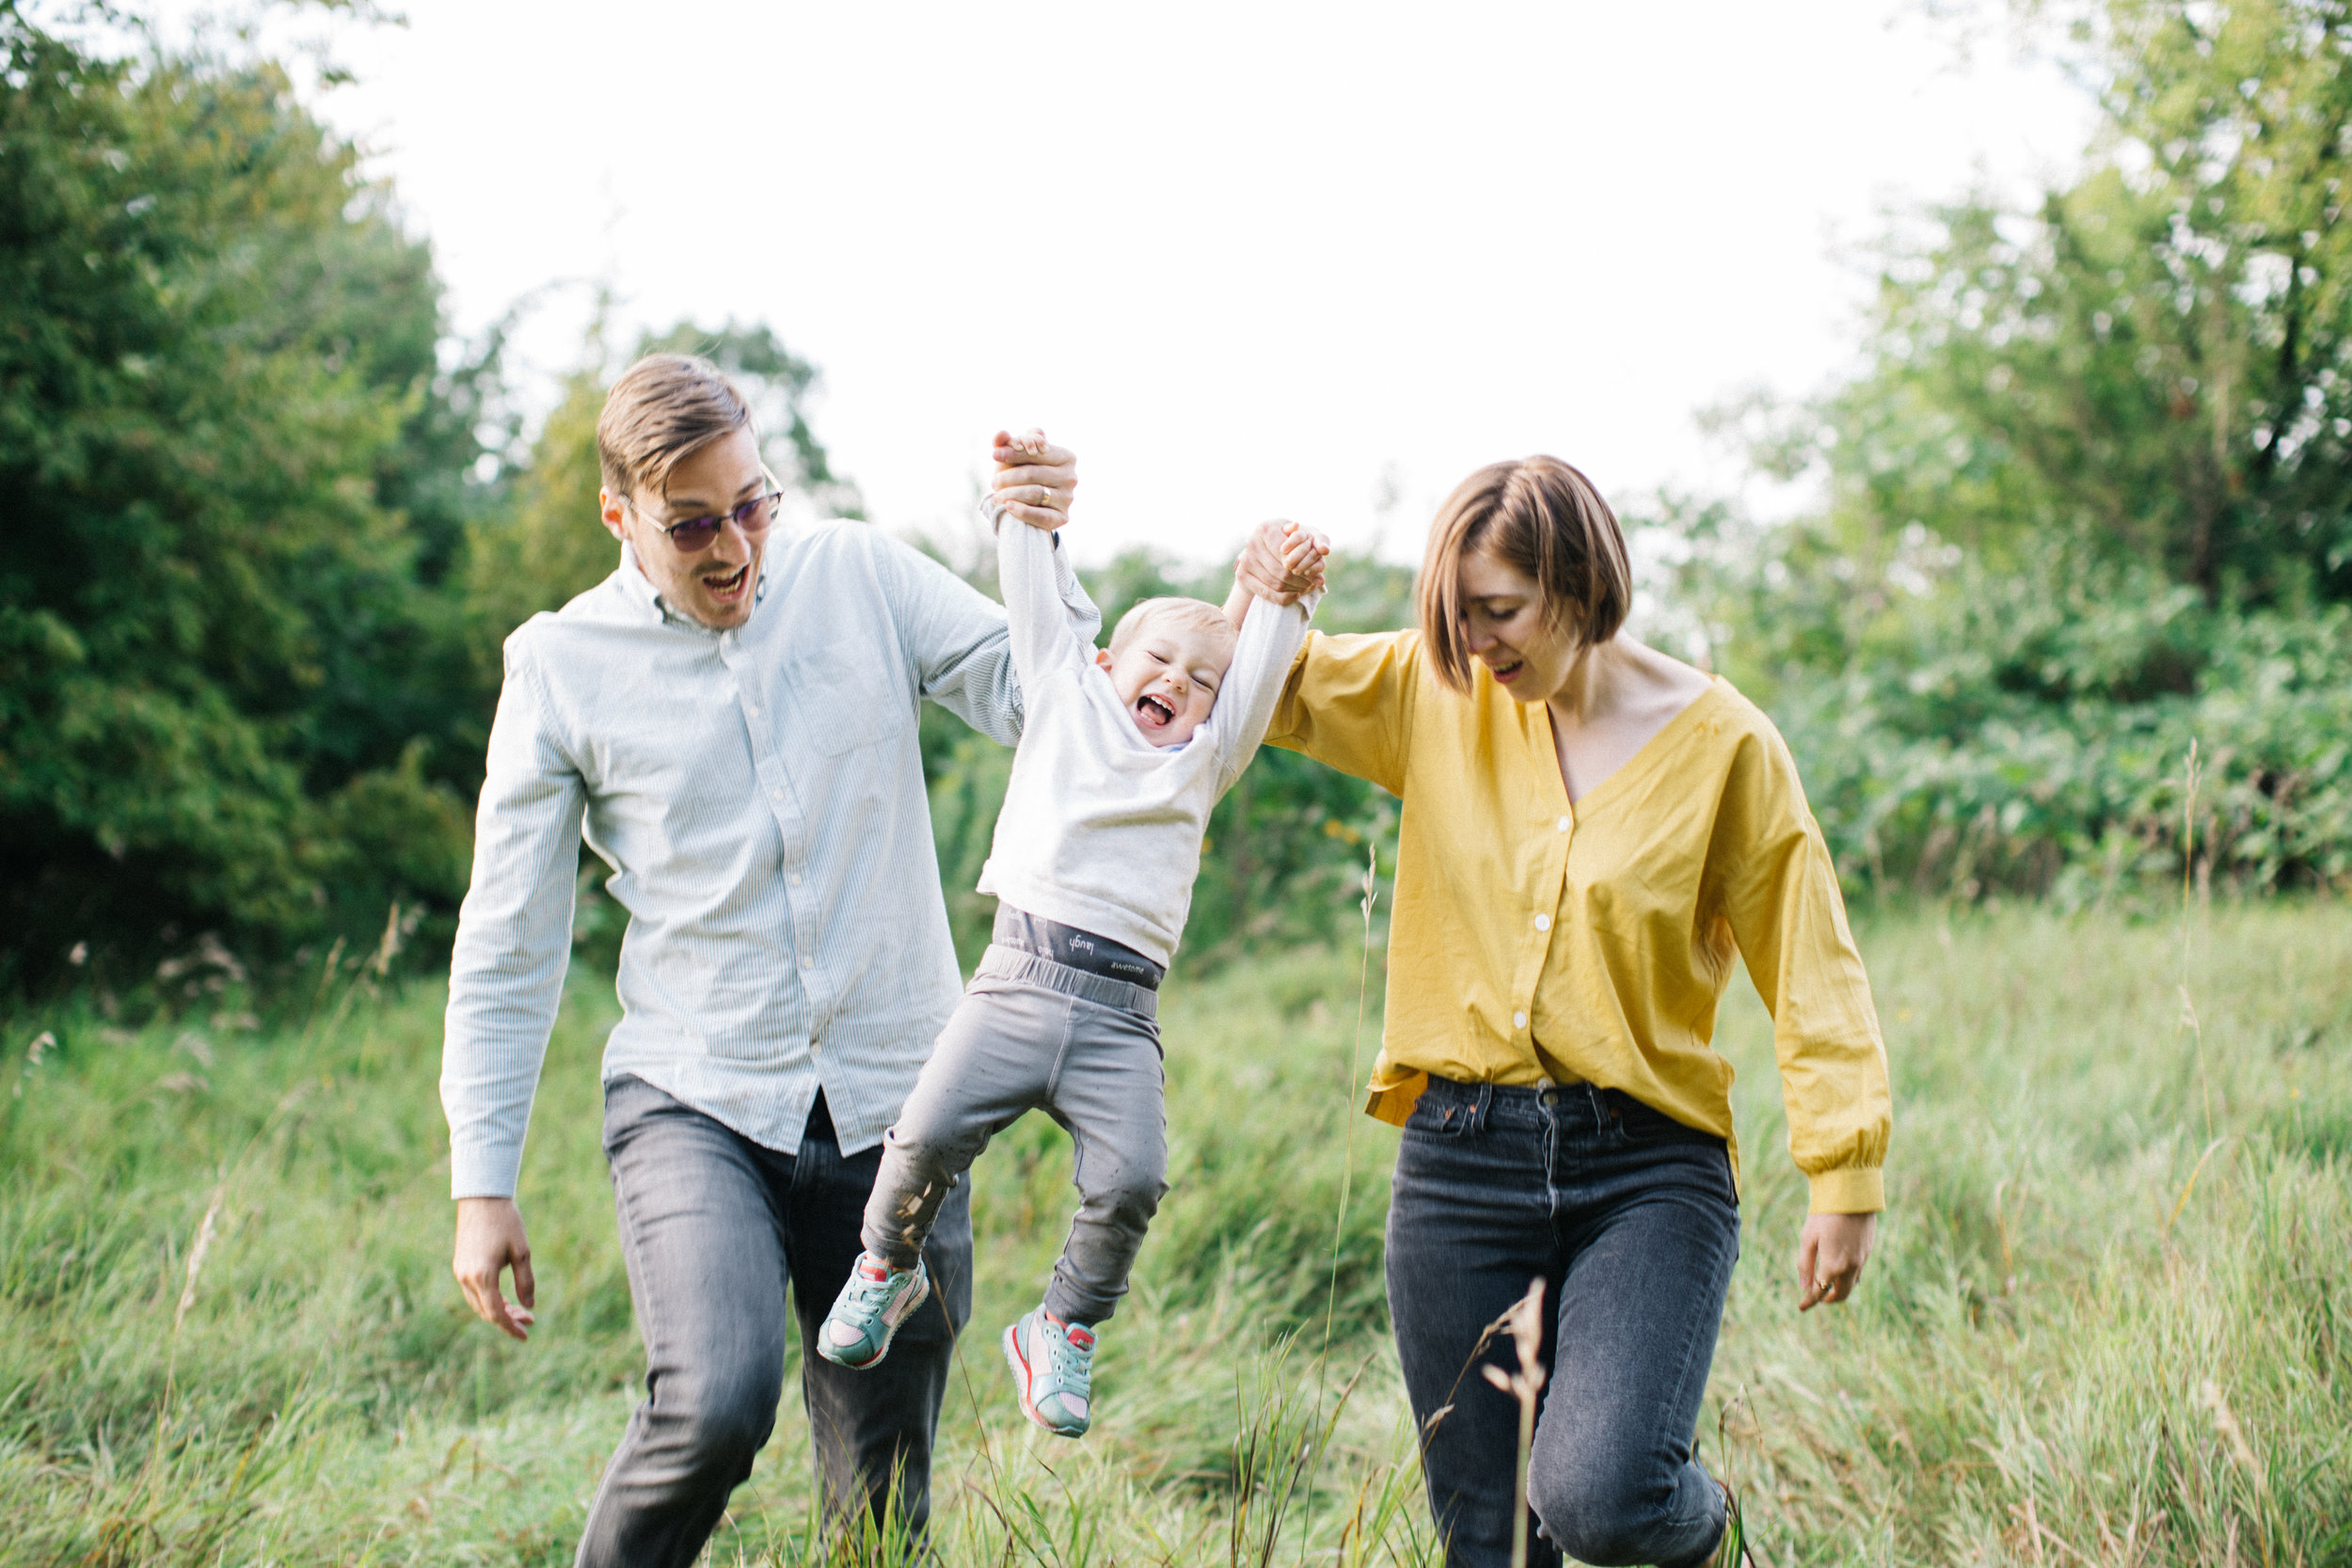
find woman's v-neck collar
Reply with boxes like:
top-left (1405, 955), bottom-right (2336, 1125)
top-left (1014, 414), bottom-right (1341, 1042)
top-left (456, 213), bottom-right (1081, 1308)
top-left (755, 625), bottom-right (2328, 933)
top-left (1538, 675), bottom-right (1730, 820)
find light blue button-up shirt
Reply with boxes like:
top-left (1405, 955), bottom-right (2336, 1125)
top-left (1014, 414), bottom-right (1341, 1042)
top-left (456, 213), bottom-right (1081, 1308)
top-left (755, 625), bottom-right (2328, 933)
top-left (439, 522), bottom-right (1098, 1198)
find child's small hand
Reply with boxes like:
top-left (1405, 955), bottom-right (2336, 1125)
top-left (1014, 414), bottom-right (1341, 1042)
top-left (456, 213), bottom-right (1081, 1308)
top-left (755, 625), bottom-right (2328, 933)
top-left (1279, 528), bottom-right (1329, 593)
top-left (991, 428), bottom-right (1075, 531)
top-left (1236, 519), bottom-right (1331, 604)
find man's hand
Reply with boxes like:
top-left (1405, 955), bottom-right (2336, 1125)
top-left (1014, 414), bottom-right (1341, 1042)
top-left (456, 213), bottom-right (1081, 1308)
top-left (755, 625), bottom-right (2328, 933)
top-left (454, 1196), bottom-right (537, 1341)
top-left (1235, 519), bottom-right (1332, 606)
top-left (992, 429), bottom-right (1076, 532)
top-left (1796, 1211), bottom-right (1877, 1311)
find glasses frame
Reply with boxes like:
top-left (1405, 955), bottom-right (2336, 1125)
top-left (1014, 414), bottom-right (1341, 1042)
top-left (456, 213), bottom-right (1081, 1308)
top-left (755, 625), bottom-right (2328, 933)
top-left (628, 470), bottom-right (787, 554)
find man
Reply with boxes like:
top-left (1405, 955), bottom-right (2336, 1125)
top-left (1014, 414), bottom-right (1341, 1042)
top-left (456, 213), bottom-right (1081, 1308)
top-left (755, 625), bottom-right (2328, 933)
top-left (440, 352), bottom-right (1087, 1566)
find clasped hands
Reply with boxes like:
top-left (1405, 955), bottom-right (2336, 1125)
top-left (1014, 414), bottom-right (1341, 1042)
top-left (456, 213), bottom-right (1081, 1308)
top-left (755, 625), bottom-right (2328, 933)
top-left (990, 434), bottom-right (1334, 600)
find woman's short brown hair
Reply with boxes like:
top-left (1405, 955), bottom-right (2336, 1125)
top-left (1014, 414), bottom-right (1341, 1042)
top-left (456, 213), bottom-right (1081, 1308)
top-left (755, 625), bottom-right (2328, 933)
top-left (596, 353), bottom-right (754, 500)
top-left (1415, 456), bottom-right (1632, 692)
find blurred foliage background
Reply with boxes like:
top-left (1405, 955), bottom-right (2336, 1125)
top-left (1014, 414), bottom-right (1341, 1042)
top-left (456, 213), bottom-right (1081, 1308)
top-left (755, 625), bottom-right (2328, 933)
top-left (1646, 0), bottom-right (2352, 904)
top-left (6, 0), bottom-right (2352, 1003)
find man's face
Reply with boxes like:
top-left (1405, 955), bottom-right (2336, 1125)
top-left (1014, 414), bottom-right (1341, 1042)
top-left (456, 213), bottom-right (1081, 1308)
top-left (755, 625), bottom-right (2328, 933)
top-left (601, 426), bottom-right (768, 630)
top-left (1094, 614), bottom-right (1232, 747)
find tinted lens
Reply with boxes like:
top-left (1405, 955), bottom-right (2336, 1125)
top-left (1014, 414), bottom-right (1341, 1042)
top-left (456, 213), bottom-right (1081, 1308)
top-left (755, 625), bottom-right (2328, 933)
top-left (732, 493), bottom-right (780, 534)
top-left (662, 517), bottom-right (725, 552)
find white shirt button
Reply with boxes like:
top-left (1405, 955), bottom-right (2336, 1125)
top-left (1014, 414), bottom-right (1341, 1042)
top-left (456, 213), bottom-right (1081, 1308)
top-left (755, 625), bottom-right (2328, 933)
top-left (800, 954), bottom-right (814, 970)
top-left (1513, 1010), bottom-right (1529, 1030)
top-left (1534, 913), bottom-right (1551, 932)
top-left (811, 1039), bottom-right (822, 1053)
top-left (747, 704), bottom-right (760, 717)
top-left (789, 872), bottom-right (803, 887)
top-left (1556, 816), bottom-right (1571, 832)
top-left (771, 787), bottom-right (784, 801)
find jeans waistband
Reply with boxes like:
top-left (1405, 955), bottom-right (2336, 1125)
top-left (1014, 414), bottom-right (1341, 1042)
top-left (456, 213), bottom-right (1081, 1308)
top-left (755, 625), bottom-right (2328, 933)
top-left (992, 905), bottom-right (1165, 990)
top-left (976, 945), bottom-right (1160, 1019)
top-left (1416, 1072), bottom-right (1622, 1134)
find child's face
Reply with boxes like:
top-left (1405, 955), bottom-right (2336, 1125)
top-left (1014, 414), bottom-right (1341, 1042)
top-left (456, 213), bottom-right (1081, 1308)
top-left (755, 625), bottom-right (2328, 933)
top-left (1095, 616), bottom-right (1232, 746)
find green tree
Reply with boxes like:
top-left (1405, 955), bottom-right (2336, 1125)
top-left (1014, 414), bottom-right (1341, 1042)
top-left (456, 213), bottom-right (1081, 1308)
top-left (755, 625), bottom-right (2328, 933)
top-left (0, 10), bottom-right (493, 987)
top-left (1661, 0), bottom-right (2352, 898)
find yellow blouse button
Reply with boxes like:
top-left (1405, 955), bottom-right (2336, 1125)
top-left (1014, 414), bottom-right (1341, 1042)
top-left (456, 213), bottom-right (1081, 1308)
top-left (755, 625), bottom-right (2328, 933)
top-left (1534, 913), bottom-right (1551, 932)
top-left (1513, 1010), bottom-right (1529, 1030)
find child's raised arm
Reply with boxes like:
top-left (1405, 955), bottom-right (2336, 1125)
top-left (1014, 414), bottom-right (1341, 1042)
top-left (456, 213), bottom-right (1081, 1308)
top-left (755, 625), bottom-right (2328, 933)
top-left (989, 429), bottom-right (1095, 684)
top-left (1209, 527), bottom-right (1329, 793)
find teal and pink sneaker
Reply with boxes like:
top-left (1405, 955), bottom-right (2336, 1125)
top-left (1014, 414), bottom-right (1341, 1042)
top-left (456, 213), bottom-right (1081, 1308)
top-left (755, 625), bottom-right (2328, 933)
top-left (1001, 1307), bottom-right (1095, 1437)
top-left (817, 1252), bottom-right (930, 1370)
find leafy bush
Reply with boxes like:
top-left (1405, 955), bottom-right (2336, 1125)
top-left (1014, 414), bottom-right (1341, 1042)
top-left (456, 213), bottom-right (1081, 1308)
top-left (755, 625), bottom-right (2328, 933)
top-left (1645, 0), bottom-right (2352, 901)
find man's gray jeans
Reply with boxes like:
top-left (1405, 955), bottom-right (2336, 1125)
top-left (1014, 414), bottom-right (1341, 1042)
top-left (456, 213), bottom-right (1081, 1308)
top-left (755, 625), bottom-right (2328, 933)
top-left (863, 946), bottom-right (1167, 1327)
top-left (578, 1076), bottom-right (973, 1568)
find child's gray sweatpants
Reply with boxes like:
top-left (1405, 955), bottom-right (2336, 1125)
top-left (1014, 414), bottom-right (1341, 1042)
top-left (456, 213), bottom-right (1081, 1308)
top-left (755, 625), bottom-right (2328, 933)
top-left (862, 943), bottom-right (1168, 1327)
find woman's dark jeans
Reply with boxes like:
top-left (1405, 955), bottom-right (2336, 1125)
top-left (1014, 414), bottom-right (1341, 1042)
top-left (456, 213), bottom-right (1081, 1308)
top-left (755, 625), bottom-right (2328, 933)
top-left (1387, 1076), bottom-right (1740, 1568)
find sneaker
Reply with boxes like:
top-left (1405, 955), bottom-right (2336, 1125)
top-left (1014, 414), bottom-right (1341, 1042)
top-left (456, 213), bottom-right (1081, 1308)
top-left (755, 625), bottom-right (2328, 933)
top-left (1001, 1307), bottom-right (1095, 1437)
top-left (817, 1252), bottom-right (930, 1370)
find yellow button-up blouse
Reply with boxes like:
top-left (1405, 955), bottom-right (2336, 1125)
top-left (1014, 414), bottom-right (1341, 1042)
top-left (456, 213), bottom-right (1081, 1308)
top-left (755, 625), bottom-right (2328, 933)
top-left (1266, 629), bottom-right (1891, 1213)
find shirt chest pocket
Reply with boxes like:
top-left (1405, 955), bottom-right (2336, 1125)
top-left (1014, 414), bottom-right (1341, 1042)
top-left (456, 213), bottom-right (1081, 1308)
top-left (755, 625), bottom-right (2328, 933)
top-left (786, 643), bottom-right (914, 757)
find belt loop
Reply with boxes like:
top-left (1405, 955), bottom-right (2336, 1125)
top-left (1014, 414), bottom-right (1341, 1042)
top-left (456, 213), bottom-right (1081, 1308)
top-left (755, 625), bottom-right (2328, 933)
top-left (1472, 1083), bottom-right (1493, 1133)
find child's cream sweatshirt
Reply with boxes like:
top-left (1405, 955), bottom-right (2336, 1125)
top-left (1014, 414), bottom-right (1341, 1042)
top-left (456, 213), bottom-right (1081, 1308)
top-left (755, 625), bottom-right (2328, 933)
top-left (976, 512), bottom-right (1315, 967)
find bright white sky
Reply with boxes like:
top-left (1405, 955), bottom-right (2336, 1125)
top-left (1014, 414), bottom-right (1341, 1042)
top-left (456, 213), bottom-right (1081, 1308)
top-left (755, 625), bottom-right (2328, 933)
top-left (172, 1), bottom-right (2096, 564)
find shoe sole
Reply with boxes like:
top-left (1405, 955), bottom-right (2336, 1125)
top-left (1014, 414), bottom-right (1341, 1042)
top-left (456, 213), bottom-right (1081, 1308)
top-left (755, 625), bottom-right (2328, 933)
top-left (1000, 1321), bottom-right (1089, 1437)
top-left (818, 1268), bottom-right (930, 1371)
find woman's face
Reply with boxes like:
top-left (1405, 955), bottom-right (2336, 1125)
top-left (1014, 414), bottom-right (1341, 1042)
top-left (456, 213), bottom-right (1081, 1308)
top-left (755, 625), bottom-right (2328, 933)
top-left (1455, 546), bottom-right (1578, 703)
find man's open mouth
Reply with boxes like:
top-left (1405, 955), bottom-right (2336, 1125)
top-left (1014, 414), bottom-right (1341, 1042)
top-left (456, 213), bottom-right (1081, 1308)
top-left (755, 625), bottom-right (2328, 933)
top-left (1135, 694), bottom-right (1175, 728)
top-left (703, 563), bottom-right (750, 598)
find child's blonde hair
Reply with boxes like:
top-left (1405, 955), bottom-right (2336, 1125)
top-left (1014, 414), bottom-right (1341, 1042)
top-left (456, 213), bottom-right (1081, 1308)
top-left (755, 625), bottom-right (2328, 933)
top-left (1107, 597), bottom-right (1237, 663)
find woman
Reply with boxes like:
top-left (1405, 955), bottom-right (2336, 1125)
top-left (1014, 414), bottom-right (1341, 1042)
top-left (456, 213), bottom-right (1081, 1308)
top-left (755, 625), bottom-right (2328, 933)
top-left (1232, 459), bottom-right (1890, 1568)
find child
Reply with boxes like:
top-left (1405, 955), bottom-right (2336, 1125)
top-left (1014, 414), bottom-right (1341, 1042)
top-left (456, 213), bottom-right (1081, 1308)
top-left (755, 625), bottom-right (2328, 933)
top-left (816, 434), bottom-right (1328, 1438)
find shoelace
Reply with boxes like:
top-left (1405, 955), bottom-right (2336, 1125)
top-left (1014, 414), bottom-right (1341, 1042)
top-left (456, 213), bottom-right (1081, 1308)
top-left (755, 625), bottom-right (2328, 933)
top-left (1038, 1323), bottom-right (1092, 1388)
top-left (844, 1265), bottom-right (902, 1313)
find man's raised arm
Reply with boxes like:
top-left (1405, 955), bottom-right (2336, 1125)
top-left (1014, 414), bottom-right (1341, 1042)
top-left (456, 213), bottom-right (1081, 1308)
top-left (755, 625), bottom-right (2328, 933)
top-left (441, 641), bottom-right (588, 1339)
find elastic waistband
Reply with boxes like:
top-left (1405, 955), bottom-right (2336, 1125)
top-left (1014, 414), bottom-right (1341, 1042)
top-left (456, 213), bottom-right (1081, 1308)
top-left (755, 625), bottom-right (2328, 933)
top-left (976, 945), bottom-right (1160, 1019)
top-left (992, 905), bottom-right (1165, 990)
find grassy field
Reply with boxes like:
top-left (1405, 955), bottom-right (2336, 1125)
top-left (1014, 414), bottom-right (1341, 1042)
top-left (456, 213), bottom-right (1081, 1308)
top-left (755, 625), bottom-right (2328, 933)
top-left (0, 897), bottom-right (2346, 1565)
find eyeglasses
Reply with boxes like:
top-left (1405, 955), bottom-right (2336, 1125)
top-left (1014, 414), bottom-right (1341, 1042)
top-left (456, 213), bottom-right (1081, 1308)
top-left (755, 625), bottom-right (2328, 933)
top-left (632, 488), bottom-right (785, 553)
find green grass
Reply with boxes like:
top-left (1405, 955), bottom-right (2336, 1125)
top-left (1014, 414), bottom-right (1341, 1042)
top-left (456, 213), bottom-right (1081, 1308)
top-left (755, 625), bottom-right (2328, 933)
top-left (0, 899), bottom-right (2345, 1564)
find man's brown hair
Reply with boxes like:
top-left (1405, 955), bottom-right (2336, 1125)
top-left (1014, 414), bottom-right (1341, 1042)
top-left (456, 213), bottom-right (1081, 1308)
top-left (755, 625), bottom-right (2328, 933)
top-left (1415, 456), bottom-right (1632, 692)
top-left (596, 354), bottom-right (753, 500)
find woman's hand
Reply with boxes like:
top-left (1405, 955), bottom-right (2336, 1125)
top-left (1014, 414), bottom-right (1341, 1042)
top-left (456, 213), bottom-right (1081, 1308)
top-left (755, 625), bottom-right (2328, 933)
top-left (1796, 1211), bottom-right (1876, 1310)
top-left (1235, 519), bottom-right (1331, 605)
top-left (992, 429), bottom-right (1077, 531)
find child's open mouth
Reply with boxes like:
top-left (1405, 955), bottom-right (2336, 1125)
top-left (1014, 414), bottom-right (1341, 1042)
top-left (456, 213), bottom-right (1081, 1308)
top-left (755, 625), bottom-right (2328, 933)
top-left (1134, 693), bottom-right (1175, 730)
top-left (702, 563), bottom-right (751, 600)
